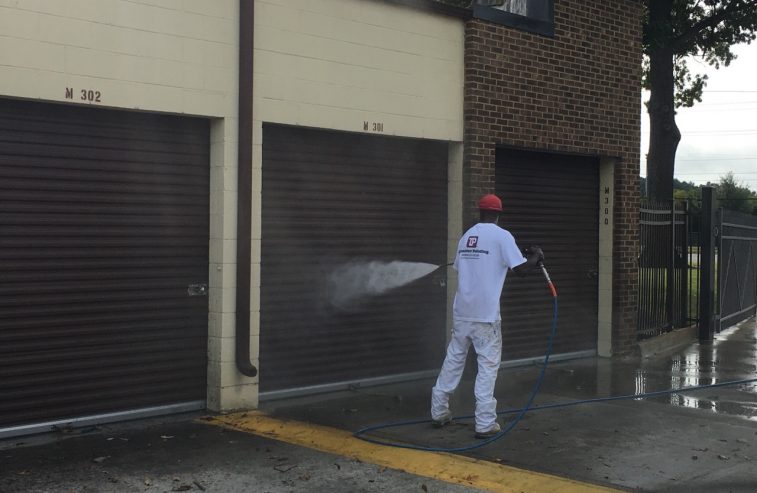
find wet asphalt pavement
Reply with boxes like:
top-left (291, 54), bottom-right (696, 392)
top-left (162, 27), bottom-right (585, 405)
top-left (0, 416), bottom-right (479, 493)
top-left (1, 317), bottom-right (756, 492)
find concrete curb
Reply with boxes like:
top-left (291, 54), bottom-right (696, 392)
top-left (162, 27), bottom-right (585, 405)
top-left (206, 412), bottom-right (623, 493)
top-left (638, 325), bottom-right (698, 359)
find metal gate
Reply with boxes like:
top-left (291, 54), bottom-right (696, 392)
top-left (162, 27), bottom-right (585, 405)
top-left (718, 210), bottom-right (757, 329)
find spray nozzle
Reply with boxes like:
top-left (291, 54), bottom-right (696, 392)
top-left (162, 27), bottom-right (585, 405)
top-left (539, 262), bottom-right (558, 298)
top-left (431, 262), bottom-right (454, 287)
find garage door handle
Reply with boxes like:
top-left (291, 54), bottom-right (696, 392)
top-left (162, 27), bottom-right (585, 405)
top-left (587, 270), bottom-right (599, 280)
top-left (187, 283), bottom-right (208, 296)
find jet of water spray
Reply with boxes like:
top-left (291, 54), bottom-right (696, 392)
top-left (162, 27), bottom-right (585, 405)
top-left (327, 260), bottom-right (441, 310)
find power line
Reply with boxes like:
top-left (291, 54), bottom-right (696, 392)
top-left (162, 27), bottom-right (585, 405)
top-left (674, 172), bottom-right (757, 176)
top-left (689, 108), bottom-right (757, 114)
top-left (690, 101), bottom-right (757, 105)
top-left (676, 171), bottom-right (757, 176)
top-left (682, 130), bottom-right (757, 135)
top-left (678, 158), bottom-right (757, 161)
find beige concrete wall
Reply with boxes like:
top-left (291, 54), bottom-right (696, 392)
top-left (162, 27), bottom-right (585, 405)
top-left (447, 143), bottom-right (464, 342)
top-left (251, 0), bottom-right (464, 392)
top-left (253, 0), bottom-right (464, 139)
top-left (598, 158), bottom-right (616, 357)
top-left (0, 0), bottom-right (237, 116)
top-left (0, 0), bottom-right (243, 411)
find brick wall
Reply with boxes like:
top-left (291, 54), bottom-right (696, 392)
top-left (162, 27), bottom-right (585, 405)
top-left (464, 0), bottom-right (642, 353)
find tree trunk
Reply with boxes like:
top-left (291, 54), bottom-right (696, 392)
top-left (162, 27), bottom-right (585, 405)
top-left (646, 0), bottom-right (680, 201)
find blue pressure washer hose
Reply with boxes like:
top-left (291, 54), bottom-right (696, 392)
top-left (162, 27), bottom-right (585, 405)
top-left (354, 262), bottom-right (559, 452)
top-left (354, 263), bottom-right (757, 453)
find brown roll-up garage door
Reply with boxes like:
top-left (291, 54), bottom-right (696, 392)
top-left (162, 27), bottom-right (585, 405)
top-left (0, 99), bottom-right (210, 432)
top-left (495, 148), bottom-right (599, 359)
top-left (261, 124), bottom-right (448, 394)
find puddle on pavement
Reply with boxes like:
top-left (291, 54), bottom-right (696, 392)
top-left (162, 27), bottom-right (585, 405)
top-left (622, 321), bottom-right (757, 420)
top-left (644, 322), bottom-right (757, 421)
top-left (527, 319), bottom-right (757, 421)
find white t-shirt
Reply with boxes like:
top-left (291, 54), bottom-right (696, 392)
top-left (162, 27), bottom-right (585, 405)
top-left (452, 222), bottom-right (526, 322)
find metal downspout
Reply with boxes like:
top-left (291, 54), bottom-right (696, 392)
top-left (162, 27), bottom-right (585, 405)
top-left (235, 0), bottom-right (257, 377)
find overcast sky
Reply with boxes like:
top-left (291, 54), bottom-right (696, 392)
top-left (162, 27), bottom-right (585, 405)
top-left (640, 42), bottom-right (757, 191)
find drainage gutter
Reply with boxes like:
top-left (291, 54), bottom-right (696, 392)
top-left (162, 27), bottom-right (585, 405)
top-left (235, 0), bottom-right (258, 377)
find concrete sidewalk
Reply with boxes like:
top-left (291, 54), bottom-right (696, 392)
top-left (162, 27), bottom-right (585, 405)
top-left (2, 317), bottom-right (756, 492)
top-left (262, 317), bottom-right (757, 492)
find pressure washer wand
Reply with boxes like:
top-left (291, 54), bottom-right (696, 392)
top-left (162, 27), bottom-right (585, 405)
top-left (539, 262), bottom-right (558, 298)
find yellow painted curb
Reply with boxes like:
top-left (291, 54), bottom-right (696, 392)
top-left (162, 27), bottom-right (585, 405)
top-left (202, 411), bottom-right (620, 493)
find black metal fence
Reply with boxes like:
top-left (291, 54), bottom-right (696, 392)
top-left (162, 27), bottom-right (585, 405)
top-left (638, 201), bottom-right (700, 338)
top-left (718, 210), bottom-right (757, 329)
top-left (638, 190), bottom-right (757, 340)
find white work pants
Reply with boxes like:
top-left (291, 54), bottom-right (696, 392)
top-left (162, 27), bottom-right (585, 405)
top-left (431, 320), bottom-right (502, 433)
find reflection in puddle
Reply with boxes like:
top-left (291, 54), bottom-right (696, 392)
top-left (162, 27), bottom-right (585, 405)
top-left (669, 348), bottom-right (718, 411)
top-left (635, 321), bottom-right (757, 420)
top-left (634, 369), bottom-right (646, 400)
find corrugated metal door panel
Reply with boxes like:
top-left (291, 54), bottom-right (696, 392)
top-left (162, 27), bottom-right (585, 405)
top-left (495, 148), bottom-right (599, 359)
top-left (0, 99), bottom-right (209, 429)
top-left (261, 125), bottom-right (448, 393)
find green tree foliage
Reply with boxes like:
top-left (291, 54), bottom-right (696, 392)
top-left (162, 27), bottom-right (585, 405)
top-left (717, 172), bottom-right (757, 214)
top-left (641, 176), bottom-right (698, 198)
top-left (643, 1), bottom-right (757, 200)
top-left (673, 182), bottom-right (701, 216)
top-left (643, 173), bottom-right (757, 216)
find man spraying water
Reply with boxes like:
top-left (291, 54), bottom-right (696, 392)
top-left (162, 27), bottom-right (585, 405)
top-left (430, 194), bottom-right (544, 438)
